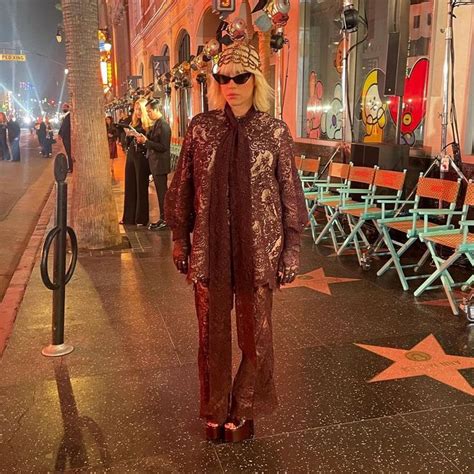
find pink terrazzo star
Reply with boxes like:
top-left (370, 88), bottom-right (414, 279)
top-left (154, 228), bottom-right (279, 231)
top-left (283, 268), bottom-right (359, 295)
top-left (356, 334), bottom-right (474, 396)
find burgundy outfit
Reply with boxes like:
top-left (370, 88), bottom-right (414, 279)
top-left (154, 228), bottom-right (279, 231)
top-left (166, 107), bottom-right (306, 424)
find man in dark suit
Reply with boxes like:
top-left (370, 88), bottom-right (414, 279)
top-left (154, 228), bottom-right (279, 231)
top-left (136, 99), bottom-right (171, 230)
top-left (58, 103), bottom-right (72, 172)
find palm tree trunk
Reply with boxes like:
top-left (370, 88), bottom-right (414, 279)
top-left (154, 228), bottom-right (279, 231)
top-left (61, 0), bottom-right (121, 249)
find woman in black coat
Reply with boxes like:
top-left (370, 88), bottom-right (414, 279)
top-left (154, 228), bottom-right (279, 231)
top-left (120, 98), bottom-right (152, 226)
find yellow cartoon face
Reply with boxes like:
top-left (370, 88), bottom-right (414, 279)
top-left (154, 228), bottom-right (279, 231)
top-left (361, 69), bottom-right (386, 142)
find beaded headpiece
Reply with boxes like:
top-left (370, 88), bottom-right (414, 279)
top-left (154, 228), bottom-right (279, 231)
top-left (216, 43), bottom-right (262, 73)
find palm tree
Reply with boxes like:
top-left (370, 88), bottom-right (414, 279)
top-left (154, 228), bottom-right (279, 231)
top-left (61, 0), bottom-right (121, 249)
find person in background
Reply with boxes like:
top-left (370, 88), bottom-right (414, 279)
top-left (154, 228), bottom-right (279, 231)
top-left (0, 112), bottom-right (12, 161)
top-left (37, 117), bottom-right (47, 156)
top-left (136, 99), bottom-right (171, 231)
top-left (106, 116), bottom-right (118, 168)
top-left (120, 98), bottom-right (153, 227)
top-left (165, 43), bottom-right (306, 442)
top-left (117, 109), bottom-right (131, 151)
top-left (43, 117), bottom-right (54, 157)
top-left (7, 115), bottom-right (21, 162)
top-left (58, 103), bottom-right (72, 172)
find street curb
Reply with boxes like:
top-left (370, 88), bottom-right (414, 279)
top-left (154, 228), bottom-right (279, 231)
top-left (0, 186), bottom-right (55, 357)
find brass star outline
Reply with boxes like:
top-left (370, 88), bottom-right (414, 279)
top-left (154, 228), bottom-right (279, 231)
top-left (356, 334), bottom-right (474, 396)
top-left (283, 268), bottom-right (359, 295)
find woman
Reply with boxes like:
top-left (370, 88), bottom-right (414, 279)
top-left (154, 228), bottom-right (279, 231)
top-left (165, 43), bottom-right (307, 442)
top-left (106, 115), bottom-right (118, 162)
top-left (0, 112), bottom-right (11, 161)
top-left (121, 98), bottom-right (153, 226)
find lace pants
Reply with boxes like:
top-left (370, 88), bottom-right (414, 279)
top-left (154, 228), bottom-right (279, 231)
top-left (194, 283), bottom-right (278, 423)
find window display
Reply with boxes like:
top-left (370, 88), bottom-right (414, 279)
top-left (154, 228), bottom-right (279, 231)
top-left (298, 0), bottom-right (433, 148)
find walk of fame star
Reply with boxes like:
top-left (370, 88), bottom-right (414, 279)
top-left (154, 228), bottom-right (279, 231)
top-left (356, 334), bottom-right (474, 396)
top-left (283, 268), bottom-right (359, 295)
top-left (417, 291), bottom-right (464, 308)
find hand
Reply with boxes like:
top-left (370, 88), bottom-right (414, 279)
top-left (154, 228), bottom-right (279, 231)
top-left (277, 247), bottom-right (300, 285)
top-left (136, 133), bottom-right (147, 144)
top-left (173, 239), bottom-right (191, 274)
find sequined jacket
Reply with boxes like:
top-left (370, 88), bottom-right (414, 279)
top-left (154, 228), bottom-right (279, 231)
top-left (165, 109), bottom-right (307, 287)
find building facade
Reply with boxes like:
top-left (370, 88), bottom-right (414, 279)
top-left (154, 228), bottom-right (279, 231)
top-left (124, 0), bottom-right (474, 166)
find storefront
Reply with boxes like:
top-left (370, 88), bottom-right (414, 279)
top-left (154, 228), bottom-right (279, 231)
top-left (126, 0), bottom-right (474, 168)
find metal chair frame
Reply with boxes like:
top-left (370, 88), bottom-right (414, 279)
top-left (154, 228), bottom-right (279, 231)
top-left (336, 168), bottom-right (407, 266)
top-left (413, 180), bottom-right (474, 315)
top-left (376, 174), bottom-right (461, 291)
top-left (304, 162), bottom-right (351, 245)
top-left (314, 164), bottom-right (377, 253)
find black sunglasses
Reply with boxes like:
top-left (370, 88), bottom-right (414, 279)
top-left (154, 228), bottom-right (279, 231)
top-left (212, 72), bottom-right (253, 85)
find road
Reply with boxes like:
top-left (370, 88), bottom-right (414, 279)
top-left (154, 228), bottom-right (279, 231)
top-left (0, 130), bottom-right (56, 301)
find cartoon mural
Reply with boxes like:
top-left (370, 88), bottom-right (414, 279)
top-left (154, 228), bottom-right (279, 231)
top-left (321, 83), bottom-right (343, 140)
top-left (388, 58), bottom-right (429, 146)
top-left (306, 71), bottom-right (324, 139)
top-left (360, 69), bottom-right (387, 143)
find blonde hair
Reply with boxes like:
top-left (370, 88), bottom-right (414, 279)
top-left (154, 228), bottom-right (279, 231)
top-left (131, 97), bottom-right (154, 130)
top-left (207, 60), bottom-right (274, 113)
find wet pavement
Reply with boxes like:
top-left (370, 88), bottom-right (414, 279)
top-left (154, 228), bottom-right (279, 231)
top-left (0, 131), bottom-right (55, 301)
top-left (0, 150), bottom-right (473, 472)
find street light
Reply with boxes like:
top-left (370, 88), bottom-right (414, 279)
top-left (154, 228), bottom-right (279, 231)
top-left (64, 68), bottom-right (69, 75)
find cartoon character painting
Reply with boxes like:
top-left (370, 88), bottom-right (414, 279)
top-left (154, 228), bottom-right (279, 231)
top-left (321, 83), bottom-right (343, 140)
top-left (360, 69), bottom-right (387, 143)
top-left (388, 58), bottom-right (429, 146)
top-left (306, 71), bottom-right (324, 139)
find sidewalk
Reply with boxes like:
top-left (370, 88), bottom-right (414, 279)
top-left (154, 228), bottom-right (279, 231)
top-left (0, 150), bottom-right (473, 472)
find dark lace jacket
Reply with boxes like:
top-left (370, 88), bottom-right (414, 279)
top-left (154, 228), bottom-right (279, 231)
top-left (165, 109), bottom-right (307, 288)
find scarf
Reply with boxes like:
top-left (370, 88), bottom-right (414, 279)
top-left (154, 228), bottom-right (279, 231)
top-left (207, 104), bottom-right (257, 420)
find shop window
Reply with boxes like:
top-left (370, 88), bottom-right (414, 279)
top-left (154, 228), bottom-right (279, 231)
top-left (298, 0), bottom-right (433, 147)
top-left (352, 0), bottom-right (433, 147)
top-left (298, 0), bottom-right (343, 140)
top-left (178, 32), bottom-right (191, 137)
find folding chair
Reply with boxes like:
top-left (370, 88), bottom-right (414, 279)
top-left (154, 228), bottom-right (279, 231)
top-left (314, 165), bottom-right (377, 253)
top-left (298, 157), bottom-right (321, 190)
top-left (304, 162), bottom-right (351, 244)
top-left (376, 175), bottom-right (461, 291)
top-left (337, 168), bottom-right (407, 265)
top-left (414, 180), bottom-right (474, 315)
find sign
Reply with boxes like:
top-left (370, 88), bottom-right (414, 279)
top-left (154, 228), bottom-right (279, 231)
top-left (0, 53), bottom-right (26, 62)
top-left (212, 0), bottom-right (235, 13)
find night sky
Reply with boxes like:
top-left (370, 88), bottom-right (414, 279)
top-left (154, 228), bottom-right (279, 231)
top-left (0, 0), bottom-right (66, 107)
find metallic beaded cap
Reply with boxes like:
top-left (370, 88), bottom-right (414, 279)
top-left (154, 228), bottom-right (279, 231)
top-left (217, 43), bottom-right (262, 72)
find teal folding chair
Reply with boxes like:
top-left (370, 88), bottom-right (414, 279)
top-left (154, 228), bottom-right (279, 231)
top-left (414, 180), bottom-right (474, 315)
top-left (304, 161), bottom-right (351, 245)
top-left (337, 168), bottom-right (407, 266)
top-left (314, 164), bottom-right (377, 253)
top-left (376, 175), bottom-right (461, 291)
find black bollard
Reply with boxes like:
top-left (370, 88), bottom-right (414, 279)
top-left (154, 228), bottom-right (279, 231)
top-left (41, 153), bottom-right (78, 357)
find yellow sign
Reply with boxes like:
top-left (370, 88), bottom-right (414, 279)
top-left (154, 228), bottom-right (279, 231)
top-left (0, 53), bottom-right (26, 62)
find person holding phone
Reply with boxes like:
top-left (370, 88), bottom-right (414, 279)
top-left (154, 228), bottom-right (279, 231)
top-left (120, 98), bottom-right (153, 226)
top-left (165, 43), bottom-right (306, 442)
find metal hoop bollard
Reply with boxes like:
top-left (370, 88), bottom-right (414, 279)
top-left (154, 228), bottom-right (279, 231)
top-left (40, 153), bottom-right (78, 357)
